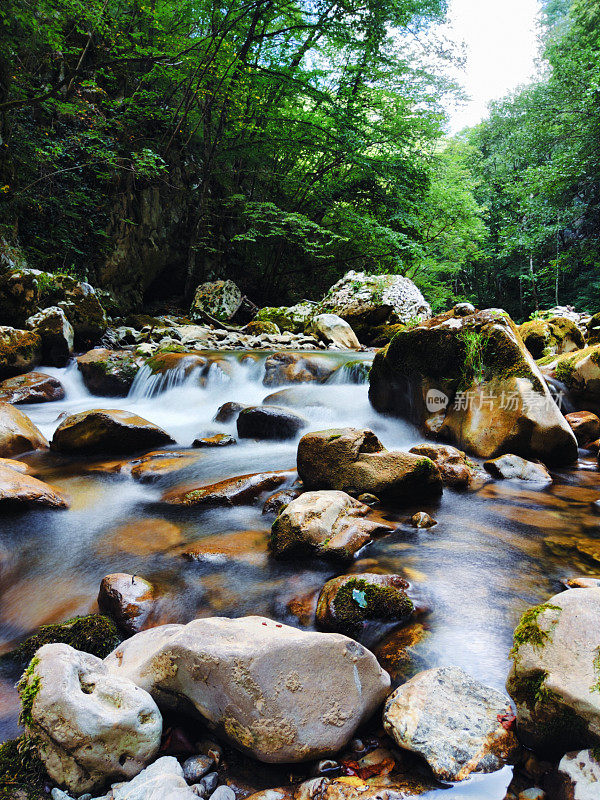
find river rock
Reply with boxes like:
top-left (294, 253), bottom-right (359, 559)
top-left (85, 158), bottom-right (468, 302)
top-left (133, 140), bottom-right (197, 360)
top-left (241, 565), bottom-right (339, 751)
top-left (318, 271), bottom-right (430, 339)
top-left (546, 345), bottom-right (600, 411)
top-left (77, 349), bottom-right (143, 396)
top-left (145, 351), bottom-right (208, 379)
top-left (297, 428), bottom-right (442, 502)
top-left (214, 401), bottom-right (248, 422)
top-left (263, 352), bottom-right (335, 387)
top-left (244, 320), bottom-right (280, 336)
top-left (190, 280), bottom-right (242, 323)
top-left (315, 573), bottom-right (412, 636)
top-left (0, 463), bottom-right (68, 508)
top-left (557, 749), bottom-right (600, 800)
top-left (270, 490), bottom-right (392, 561)
top-left (104, 615), bottom-right (390, 763)
top-left (129, 450), bottom-right (202, 483)
top-left (0, 371), bottom-right (64, 403)
top-left (307, 314), bottom-right (360, 349)
top-left (262, 487), bottom-right (302, 514)
top-left (0, 326), bottom-right (41, 377)
top-left (237, 406), bottom-right (308, 440)
top-left (565, 411), bottom-right (600, 446)
top-left (38, 273), bottom-right (108, 346)
top-left (21, 643), bottom-right (162, 793)
top-left (409, 511), bottom-right (436, 528)
top-left (506, 588), bottom-right (600, 754)
top-left (192, 433), bottom-right (236, 448)
top-left (369, 308), bottom-right (577, 465)
top-left (26, 306), bottom-right (74, 366)
top-left (0, 267), bottom-right (40, 325)
top-left (383, 666), bottom-right (518, 781)
top-left (0, 402), bottom-right (48, 456)
top-left (163, 470), bottom-right (292, 507)
top-left (110, 756), bottom-right (197, 799)
top-left (98, 574), bottom-right (156, 636)
top-left (408, 442), bottom-right (477, 488)
top-left (255, 302), bottom-right (316, 334)
top-left (182, 754), bottom-right (214, 783)
top-left (51, 409), bottom-right (174, 454)
top-left (484, 454), bottom-right (552, 483)
top-left (519, 317), bottom-right (584, 360)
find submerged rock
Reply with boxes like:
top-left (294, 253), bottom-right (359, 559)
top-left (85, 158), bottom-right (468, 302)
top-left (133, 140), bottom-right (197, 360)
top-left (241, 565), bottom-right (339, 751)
top-left (315, 573), bottom-right (412, 636)
top-left (270, 490), bottom-right (392, 561)
top-left (98, 574), bottom-right (156, 636)
top-left (192, 433), bottom-right (236, 448)
top-left (0, 402), bottom-right (48, 457)
top-left (21, 643), bottom-right (162, 794)
top-left (77, 349), bottom-right (143, 396)
top-left (104, 615), bottom-right (390, 763)
top-left (26, 306), bottom-right (74, 366)
top-left (0, 464), bottom-right (68, 509)
top-left (307, 314), bottom-right (360, 349)
top-left (369, 308), bottom-right (577, 465)
top-left (0, 371), bottom-right (64, 404)
top-left (163, 470), bottom-right (292, 508)
top-left (129, 450), bottom-right (202, 483)
top-left (384, 666), bottom-right (518, 781)
top-left (0, 326), bottom-right (41, 377)
top-left (408, 511), bottom-right (436, 528)
top-left (237, 406), bottom-right (308, 440)
top-left (51, 409), bottom-right (174, 454)
top-left (263, 352), bottom-right (335, 387)
top-left (297, 428), bottom-right (442, 503)
top-left (484, 454), bottom-right (552, 483)
top-left (506, 588), bottom-right (600, 754)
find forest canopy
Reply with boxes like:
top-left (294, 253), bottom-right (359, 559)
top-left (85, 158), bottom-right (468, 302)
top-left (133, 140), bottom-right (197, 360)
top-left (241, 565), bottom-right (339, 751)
top-left (0, 0), bottom-right (599, 318)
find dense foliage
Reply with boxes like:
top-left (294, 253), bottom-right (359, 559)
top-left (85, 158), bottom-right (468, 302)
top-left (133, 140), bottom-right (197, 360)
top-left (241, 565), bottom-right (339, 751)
top-left (0, 0), bottom-right (468, 307)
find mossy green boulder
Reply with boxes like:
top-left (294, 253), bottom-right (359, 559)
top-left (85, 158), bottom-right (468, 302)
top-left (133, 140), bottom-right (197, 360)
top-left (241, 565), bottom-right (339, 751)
top-left (543, 345), bottom-right (600, 408)
top-left (369, 308), bottom-right (577, 465)
top-left (519, 316), bottom-right (584, 359)
top-left (255, 301), bottom-right (316, 333)
top-left (76, 348), bottom-right (144, 396)
top-left (0, 327), bottom-right (41, 379)
top-left (316, 573), bottom-right (413, 637)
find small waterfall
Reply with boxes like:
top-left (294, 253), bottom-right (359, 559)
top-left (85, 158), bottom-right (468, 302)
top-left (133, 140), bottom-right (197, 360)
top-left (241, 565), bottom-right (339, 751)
top-left (326, 358), bottom-right (372, 385)
top-left (128, 361), bottom-right (205, 399)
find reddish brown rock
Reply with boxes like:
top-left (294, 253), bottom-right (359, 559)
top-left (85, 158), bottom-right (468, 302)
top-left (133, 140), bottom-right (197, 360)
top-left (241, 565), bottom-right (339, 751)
top-left (409, 443), bottom-right (477, 488)
top-left (565, 410), bottom-right (600, 446)
top-left (163, 470), bottom-right (293, 508)
top-left (0, 402), bottom-right (48, 457)
top-left (98, 573), bottom-right (156, 636)
top-left (0, 371), bottom-right (64, 404)
top-left (0, 464), bottom-right (68, 508)
top-left (77, 349), bottom-right (143, 396)
top-left (51, 409), bottom-right (174, 455)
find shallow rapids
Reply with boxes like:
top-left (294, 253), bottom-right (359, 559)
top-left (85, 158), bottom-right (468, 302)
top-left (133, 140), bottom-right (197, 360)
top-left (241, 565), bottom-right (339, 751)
top-left (1, 349), bottom-right (598, 799)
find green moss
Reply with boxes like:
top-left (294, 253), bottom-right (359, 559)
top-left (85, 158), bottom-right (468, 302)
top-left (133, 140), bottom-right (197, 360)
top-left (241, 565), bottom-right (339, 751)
top-left (4, 614), bottom-right (121, 665)
top-left (592, 646), bottom-right (600, 694)
top-left (510, 602), bottom-right (561, 659)
top-left (0, 736), bottom-right (47, 800)
top-left (507, 669), bottom-right (550, 710)
top-left (331, 578), bottom-right (413, 633)
top-left (17, 657), bottom-right (40, 728)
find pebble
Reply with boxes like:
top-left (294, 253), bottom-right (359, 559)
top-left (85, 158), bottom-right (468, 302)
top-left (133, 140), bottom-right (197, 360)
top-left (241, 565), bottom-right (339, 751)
top-left (199, 771), bottom-right (219, 795)
top-left (518, 789), bottom-right (546, 800)
top-left (408, 511), bottom-right (437, 528)
top-left (313, 759), bottom-right (340, 777)
top-left (209, 787), bottom-right (236, 800)
top-left (183, 754), bottom-right (215, 783)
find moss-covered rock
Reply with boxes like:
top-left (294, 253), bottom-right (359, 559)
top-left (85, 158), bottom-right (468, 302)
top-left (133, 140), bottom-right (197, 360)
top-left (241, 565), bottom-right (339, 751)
top-left (587, 312), bottom-right (600, 346)
top-left (316, 573), bottom-right (413, 637)
top-left (0, 269), bottom-right (40, 327)
top-left (190, 279), bottom-right (242, 322)
top-left (519, 316), bottom-right (584, 360)
top-left (255, 302), bottom-right (316, 333)
top-left (546, 345), bottom-right (600, 408)
top-left (0, 736), bottom-right (48, 800)
top-left (77, 348), bottom-right (143, 396)
top-left (4, 615), bottom-right (121, 665)
top-left (243, 320), bottom-right (280, 335)
top-left (0, 328), bottom-right (42, 379)
top-left (369, 308), bottom-right (577, 465)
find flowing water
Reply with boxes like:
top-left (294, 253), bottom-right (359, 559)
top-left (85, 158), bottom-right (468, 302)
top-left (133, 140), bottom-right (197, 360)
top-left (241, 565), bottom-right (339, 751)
top-left (1, 350), bottom-right (599, 798)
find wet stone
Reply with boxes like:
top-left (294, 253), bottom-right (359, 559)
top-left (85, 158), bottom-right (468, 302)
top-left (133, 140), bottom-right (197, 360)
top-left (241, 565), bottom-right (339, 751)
top-left (408, 511), bottom-right (437, 528)
top-left (183, 755), bottom-right (215, 783)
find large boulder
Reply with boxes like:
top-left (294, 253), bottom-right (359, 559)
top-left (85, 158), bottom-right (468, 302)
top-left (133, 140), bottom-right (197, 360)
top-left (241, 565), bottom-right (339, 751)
top-left (307, 314), bottom-right (360, 349)
top-left (270, 490), bottom-right (392, 561)
top-left (369, 309), bottom-right (578, 465)
top-left (0, 267), bottom-right (40, 325)
top-left (0, 464), bottom-right (68, 508)
top-left (263, 352), bottom-right (335, 387)
top-left (190, 279), bottom-right (242, 322)
top-left (20, 643), bottom-right (162, 794)
top-left (0, 371), bottom-right (64, 404)
top-left (40, 273), bottom-right (108, 346)
top-left (506, 588), bottom-right (600, 754)
top-left (237, 406), bottom-right (308, 440)
top-left (51, 409), bottom-right (174, 454)
top-left (104, 615), bottom-right (391, 763)
top-left (315, 573), bottom-right (413, 637)
top-left (519, 317), bottom-right (584, 360)
top-left (297, 428), bottom-right (442, 503)
top-left (76, 349), bottom-right (143, 396)
top-left (318, 271), bottom-right (431, 338)
top-left (26, 306), bottom-right (74, 366)
top-left (0, 326), bottom-right (41, 377)
top-left (550, 345), bottom-right (600, 411)
top-left (383, 666), bottom-right (518, 781)
top-left (565, 411), bottom-right (600, 446)
top-left (0, 403), bottom-right (48, 456)
top-left (163, 470), bottom-right (292, 508)
top-left (256, 302), bottom-right (316, 334)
